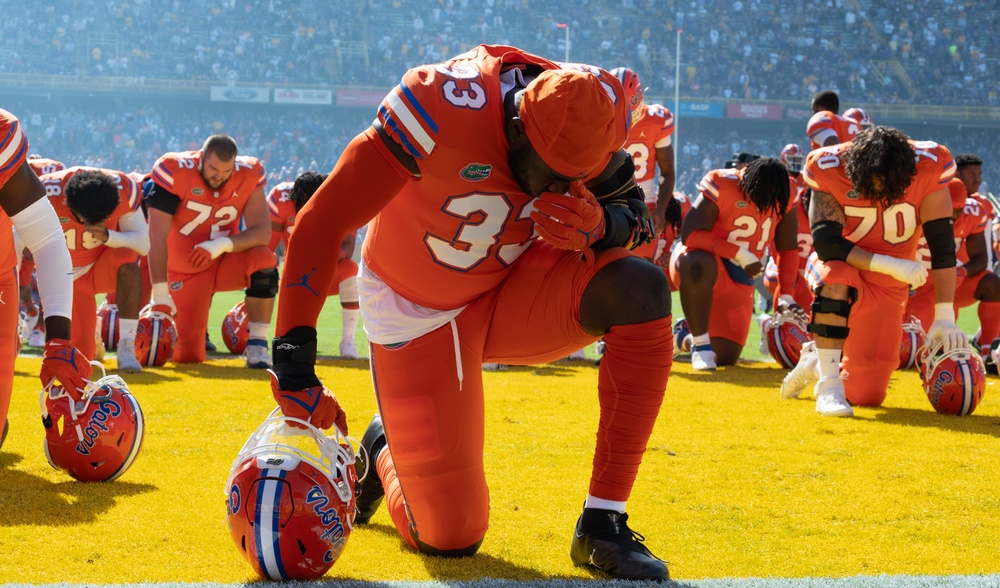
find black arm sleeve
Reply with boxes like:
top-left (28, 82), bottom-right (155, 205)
top-left (145, 182), bottom-right (181, 215)
top-left (588, 153), bottom-right (655, 250)
top-left (811, 220), bottom-right (856, 262)
top-left (923, 217), bottom-right (957, 269)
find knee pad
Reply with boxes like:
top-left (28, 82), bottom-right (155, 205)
top-left (808, 294), bottom-right (853, 339)
top-left (245, 268), bottom-right (278, 298)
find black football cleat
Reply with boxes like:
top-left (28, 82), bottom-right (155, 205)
top-left (570, 508), bottom-right (670, 581)
top-left (205, 332), bottom-right (217, 353)
top-left (1, 419), bottom-right (8, 451)
top-left (354, 413), bottom-right (388, 524)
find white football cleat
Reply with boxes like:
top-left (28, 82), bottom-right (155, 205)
top-left (29, 328), bottom-right (46, 348)
top-left (757, 314), bottom-right (772, 356)
top-left (781, 341), bottom-right (818, 399)
top-left (691, 346), bottom-right (717, 371)
top-left (482, 363), bottom-right (508, 371)
top-left (244, 342), bottom-right (272, 369)
top-left (814, 377), bottom-right (854, 417)
top-left (115, 338), bottom-right (143, 373)
top-left (339, 338), bottom-right (359, 359)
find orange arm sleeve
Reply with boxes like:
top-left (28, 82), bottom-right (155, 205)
top-left (268, 230), bottom-right (282, 253)
top-left (276, 127), bottom-right (411, 335)
top-left (775, 247), bottom-right (799, 301)
top-left (685, 229), bottom-right (740, 259)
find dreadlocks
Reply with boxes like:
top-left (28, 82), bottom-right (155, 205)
top-left (289, 171), bottom-right (328, 212)
top-left (739, 157), bottom-right (790, 218)
top-left (844, 126), bottom-right (917, 210)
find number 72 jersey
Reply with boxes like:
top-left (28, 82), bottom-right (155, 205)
top-left (151, 151), bottom-right (265, 275)
top-left (803, 140), bottom-right (955, 260)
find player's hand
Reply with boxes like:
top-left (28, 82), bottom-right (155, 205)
top-left (662, 194), bottom-right (683, 234)
top-left (869, 254), bottom-right (928, 288)
top-left (530, 181), bottom-right (605, 251)
top-left (776, 294), bottom-right (808, 323)
top-left (151, 283), bottom-right (177, 315)
top-left (734, 247), bottom-right (762, 278)
top-left (188, 246), bottom-right (212, 271)
top-left (190, 237), bottom-right (233, 270)
top-left (268, 370), bottom-right (348, 433)
top-left (40, 339), bottom-right (93, 400)
top-left (271, 326), bottom-right (348, 433)
top-left (927, 320), bottom-right (966, 354)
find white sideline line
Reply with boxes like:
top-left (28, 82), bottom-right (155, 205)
top-left (4, 575), bottom-right (1000, 588)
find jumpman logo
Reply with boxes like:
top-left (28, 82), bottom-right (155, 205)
top-left (287, 268), bottom-right (319, 296)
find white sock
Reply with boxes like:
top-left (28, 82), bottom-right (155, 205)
top-left (817, 348), bottom-right (842, 379)
top-left (692, 333), bottom-right (711, 348)
top-left (342, 307), bottom-right (359, 342)
top-left (584, 495), bottom-right (626, 513)
top-left (118, 318), bottom-right (138, 340)
top-left (248, 322), bottom-right (269, 342)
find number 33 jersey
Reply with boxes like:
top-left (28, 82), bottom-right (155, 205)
top-left (151, 151), bottom-right (265, 275)
top-left (365, 44), bottom-right (628, 310)
top-left (803, 141), bottom-right (955, 260)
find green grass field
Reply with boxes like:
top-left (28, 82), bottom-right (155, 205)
top-left (3, 289), bottom-right (998, 586)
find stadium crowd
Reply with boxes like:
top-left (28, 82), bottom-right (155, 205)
top-left (2, 0), bottom-right (998, 106)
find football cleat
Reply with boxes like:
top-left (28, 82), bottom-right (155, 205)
top-left (29, 327), bottom-right (46, 348)
top-left (244, 342), bottom-right (272, 369)
top-left (221, 301), bottom-right (250, 355)
top-left (42, 368), bottom-right (145, 481)
top-left (984, 337), bottom-right (1000, 376)
top-left (814, 377), bottom-right (853, 417)
top-left (19, 305), bottom-right (40, 344)
top-left (690, 345), bottom-right (717, 371)
top-left (672, 318), bottom-right (692, 359)
top-left (226, 408), bottom-right (358, 580)
top-left (570, 508), bottom-right (669, 580)
top-left (1, 419), bottom-right (8, 451)
top-left (98, 301), bottom-right (121, 351)
top-left (757, 314), bottom-right (771, 356)
top-left (115, 338), bottom-right (143, 373)
top-left (764, 313), bottom-right (813, 368)
top-left (781, 341), bottom-right (819, 399)
top-left (919, 340), bottom-right (986, 416)
top-left (482, 363), bottom-right (508, 371)
top-left (898, 316), bottom-right (925, 370)
top-left (205, 333), bottom-right (217, 353)
top-left (354, 413), bottom-right (387, 525)
top-left (134, 306), bottom-right (177, 367)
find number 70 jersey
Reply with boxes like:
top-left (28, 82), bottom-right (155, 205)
top-left (803, 140), bottom-right (955, 260)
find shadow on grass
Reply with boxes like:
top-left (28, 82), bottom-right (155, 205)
top-left (350, 523), bottom-right (695, 585)
top-left (0, 452), bottom-right (157, 526)
top-left (863, 404), bottom-right (1000, 438)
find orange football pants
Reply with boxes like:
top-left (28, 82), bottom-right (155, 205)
top-left (169, 246), bottom-right (276, 363)
top-left (1, 268), bottom-right (18, 432)
top-left (806, 258), bottom-right (908, 407)
top-left (71, 248), bottom-right (140, 359)
top-left (370, 244), bottom-right (671, 553)
top-left (669, 244), bottom-right (754, 345)
top-left (326, 258), bottom-right (358, 298)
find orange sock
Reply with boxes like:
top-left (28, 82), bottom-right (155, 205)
top-left (590, 315), bottom-right (672, 501)
top-left (978, 301), bottom-right (1000, 349)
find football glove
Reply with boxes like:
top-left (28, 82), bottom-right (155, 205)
top-left (40, 339), bottom-right (93, 399)
top-left (927, 304), bottom-right (967, 354)
top-left (271, 326), bottom-right (348, 433)
top-left (776, 294), bottom-right (809, 324)
top-left (530, 181), bottom-right (605, 251)
top-left (869, 254), bottom-right (928, 288)
top-left (151, 282), bottom-right (177, 315)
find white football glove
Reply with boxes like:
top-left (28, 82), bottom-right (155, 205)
top-left (926, 303), bottom-right (966, 353)
top-left (869, 254), bottom-right (928, 288)
top-left (194, 236), bottom-right (234, 260)
top-left (734, 247), bottom-right (759, 270)
top-left (151, 282), bottom-right (177, 316)
top-left (776, 294), bottom-right (809, 324)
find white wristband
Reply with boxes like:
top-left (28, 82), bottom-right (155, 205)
top-left (152, 282), bottom-right (170, 300)
top-left (778, 294), bottom-right (796, 306)
top-left (934, 303), bottom-right (955, 323)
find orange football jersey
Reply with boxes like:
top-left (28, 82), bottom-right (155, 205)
top-left (365, 45), bottom-right (630, 309)
top-left (624, 104), bottom-right (674, 184)
top-left (40, 167), bottom-right (141, 269)
top-left (0, 108), bottom-right (29, 272)
top-left (806, 110), bottom-right (860, 151)
top-left (266, 180), bottom-right (295, 251)
top-left (803, 140), bottom-right (956, 260)
top-left (696, 167), bottom-right (796, 259)
top-left (28, 158), bottom-right (66, 176)
top-left (151, 150), bottom-right (266, 275)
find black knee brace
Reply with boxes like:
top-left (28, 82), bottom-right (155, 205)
top-left (808, 294), bottom-right (854, 339)
top-left (245, 268), bottom-right (278, 298)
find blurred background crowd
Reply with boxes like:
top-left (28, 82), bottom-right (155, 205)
top-left (1, 0), bottom-right (997, 194)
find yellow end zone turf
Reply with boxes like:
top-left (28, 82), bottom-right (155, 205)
top-left (1, 356), bottom-right (999, 582)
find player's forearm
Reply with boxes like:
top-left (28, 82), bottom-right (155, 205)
top-left (931, 267), bottom-right (956, 305)
top-left (106, 230), bottom-right (150, 255)
top-left (147, 243), bottom-right (169, 284)
top-left (227, 223), bottom-right (270, 251)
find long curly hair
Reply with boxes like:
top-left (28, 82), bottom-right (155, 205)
top-left (289, 171), bottom-right (328, 212)
top-left (844, 127), bottom-right (917, 209)
top-left (739, 157), bottom-right (790, 218)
